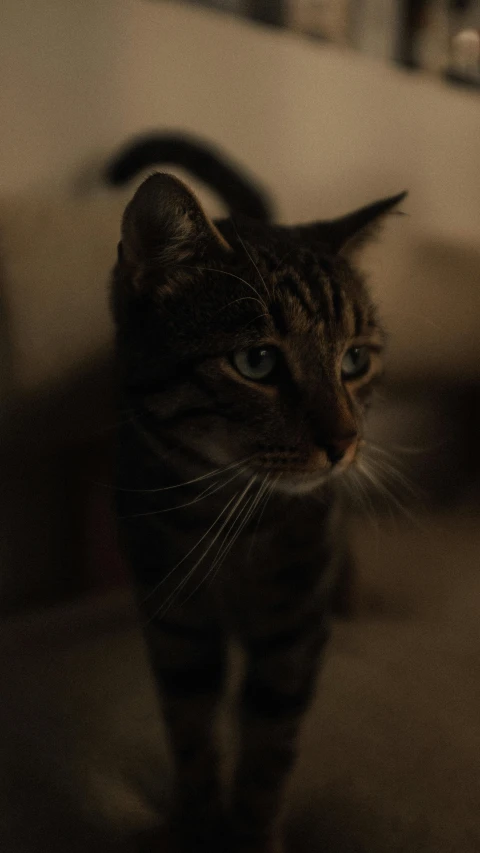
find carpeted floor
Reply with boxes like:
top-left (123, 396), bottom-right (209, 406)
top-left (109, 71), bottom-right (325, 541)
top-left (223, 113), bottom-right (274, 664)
top-left (1, 505), bottom-right (479, 853)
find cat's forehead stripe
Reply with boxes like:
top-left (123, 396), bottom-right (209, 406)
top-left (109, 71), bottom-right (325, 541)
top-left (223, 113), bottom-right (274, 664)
top-left (272, 263), bottom-right (359, 337)
top-left (276, 268), bottom-right (325, 323)
top-left (279, 272), bottom-right (318, 320)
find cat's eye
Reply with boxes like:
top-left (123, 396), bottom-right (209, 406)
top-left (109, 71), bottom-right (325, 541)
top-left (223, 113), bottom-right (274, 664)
top-left (232, 345), bottom-right (278, 382)
top-left (341, 346), bottom-right (371, 380)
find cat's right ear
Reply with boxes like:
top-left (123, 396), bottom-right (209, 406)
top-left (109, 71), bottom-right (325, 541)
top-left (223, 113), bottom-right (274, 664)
top-left (295, 191), bottom-right (407, 259)
top-left (120, 172), bottom-right (232, 275)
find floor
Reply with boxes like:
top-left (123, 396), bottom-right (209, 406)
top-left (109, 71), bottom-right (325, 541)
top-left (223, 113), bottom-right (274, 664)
top-left (1, 505), bottom-right (479, 853)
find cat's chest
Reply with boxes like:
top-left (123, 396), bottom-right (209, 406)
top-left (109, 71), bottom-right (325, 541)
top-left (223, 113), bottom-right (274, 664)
top-left (119, 462), bottom-right (339, 617)
top-left (213, 492), bottom-right (334, 598)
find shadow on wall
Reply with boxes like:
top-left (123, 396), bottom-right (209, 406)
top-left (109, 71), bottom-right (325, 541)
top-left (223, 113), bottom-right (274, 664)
top-left (0, 353), bottom-right (126, 614)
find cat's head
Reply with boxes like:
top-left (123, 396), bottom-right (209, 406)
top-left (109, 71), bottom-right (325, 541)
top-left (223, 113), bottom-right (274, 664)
top-left (112, 174), bottom-right (405, 494)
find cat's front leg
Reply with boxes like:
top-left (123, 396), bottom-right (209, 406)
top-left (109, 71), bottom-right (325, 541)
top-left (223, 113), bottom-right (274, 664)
top-left (142, 604), bottom-right (227, 852)
top-left (231, 607), bottom-right (330, 853)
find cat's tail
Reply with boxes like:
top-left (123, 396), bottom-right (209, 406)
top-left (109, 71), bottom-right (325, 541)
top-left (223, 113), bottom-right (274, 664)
top-left (104, 132), bottom-right (273, 222)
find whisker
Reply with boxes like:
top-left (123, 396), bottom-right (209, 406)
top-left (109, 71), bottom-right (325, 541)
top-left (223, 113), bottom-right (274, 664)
top-left (231, 220), bottom-right (271, 302)
top-left (347, 468), bottom-right (381, 560)
top-left (185, 475), bottom-right (271, 603)
top-left (246, 475), bottom-right (278, 562)
top-left (350, 467), bottom-right (380, 524)
top-left (121, 466), bottom-right (246, 519)
top-left (356, 459), bottom-right (398, 522)
top-left (210, 296), bottom-right (267, 319)
top-left (218, 475), bottom-right (271, 564)
top-left (212, 475), bottom-right (271, 571)
top-left (367, 456), bottom-right (422, 500)
top-left (146, 477), bottom-right (256, 620)
top-left (141, 484), bottom-right (247, 607)
top-left (184, 265), bottom-right (269, 313)
top-left (365, 446), bottom-right (425, 502)
top-left (181, 493), bottom-right (257, 606)
top-left (237, 313), bottom-right (270, 333)
top-left (155, 477), bottom-right (256, 618)
top-left (370, 440), bottom-right (447, 457)
top-left (114, 457), bottom-right (249, 494)
top-left (357, 458), bottom-right (423, 529)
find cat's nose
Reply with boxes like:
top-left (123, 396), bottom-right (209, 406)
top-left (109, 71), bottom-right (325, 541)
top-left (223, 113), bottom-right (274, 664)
top-left (325, 434), bottom-right (357, 465)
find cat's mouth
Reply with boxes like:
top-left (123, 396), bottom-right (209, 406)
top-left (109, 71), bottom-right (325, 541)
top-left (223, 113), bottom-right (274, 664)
top-left (253, 448), bottom-right (313, 471)
top-left (250, 444), bottom-right (359, 493)
top-left (271, 470), bottom-right (331, 495)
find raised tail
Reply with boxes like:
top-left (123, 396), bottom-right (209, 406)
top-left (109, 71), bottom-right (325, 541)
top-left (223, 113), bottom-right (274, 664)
top-left (104, 132), bottom-right (274, 222)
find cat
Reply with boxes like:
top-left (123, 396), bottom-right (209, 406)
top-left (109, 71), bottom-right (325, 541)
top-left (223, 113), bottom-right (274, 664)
top-left (108, 132), bottom-right (406, 853)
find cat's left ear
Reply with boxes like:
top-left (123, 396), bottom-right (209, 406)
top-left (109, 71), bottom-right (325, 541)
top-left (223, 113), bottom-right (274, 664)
top-left (120, 172), bottom-right (232, 270)
top-left (302, 191), bottom-right (407, 258)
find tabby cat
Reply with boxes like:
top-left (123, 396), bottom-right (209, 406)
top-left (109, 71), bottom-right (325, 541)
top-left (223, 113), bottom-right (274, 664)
top-left (108, 133), bottom-right (405, 853)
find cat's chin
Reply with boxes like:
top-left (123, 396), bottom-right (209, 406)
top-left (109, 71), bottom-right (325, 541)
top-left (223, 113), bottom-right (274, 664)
top-left (270, 459), bottom-right (356, 495)
top-left (272, 470), bottom-right (331, 496)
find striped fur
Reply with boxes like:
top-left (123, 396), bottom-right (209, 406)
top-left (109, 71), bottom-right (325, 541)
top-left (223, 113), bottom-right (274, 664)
top-left (111, 147), bottom-right (405, 852)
